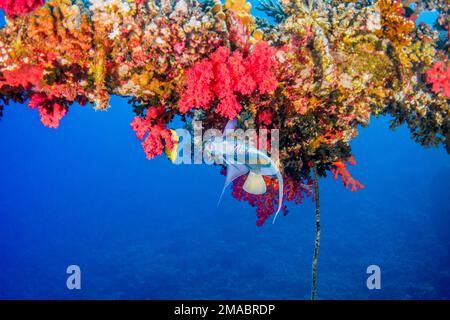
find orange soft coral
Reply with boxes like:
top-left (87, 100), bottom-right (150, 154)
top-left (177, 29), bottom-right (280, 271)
top-left (331, 156), bottom-right (365, 192)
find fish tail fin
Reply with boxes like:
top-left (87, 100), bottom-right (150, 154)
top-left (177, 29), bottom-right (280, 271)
top-left (243, 172), bottom-right (267, 195)
top-left (217, 164), bottom-right (249, 207)
top-left (217, 186), bottom-right (226, 207)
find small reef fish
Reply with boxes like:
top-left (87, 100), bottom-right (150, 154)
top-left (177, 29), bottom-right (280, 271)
top-left (164, 129), bottom-right (180, 162)
top-left (203, 120), bottom-right (284, 223)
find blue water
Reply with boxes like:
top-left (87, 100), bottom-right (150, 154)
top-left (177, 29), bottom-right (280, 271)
top-left (0, 5), bottom-right (449, 300)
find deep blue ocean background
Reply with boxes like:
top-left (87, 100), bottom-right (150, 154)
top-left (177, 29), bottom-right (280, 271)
top-left (0, 4), bottom-right (449, 300)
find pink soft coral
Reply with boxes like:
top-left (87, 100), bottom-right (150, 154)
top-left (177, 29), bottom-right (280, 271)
top-left (130, 107), bottom-right (174, 160)
top-left (28, 93), bottom-right (68, 129)
top-left (426, 61), bottom-right (450, 98)
top-left (331, 156), bottom-right (365, 192)
top-left (179, 42), bottom-right (279, 119)
top-left (0, 0), bottom-right (44, 17)
top-left (141, 124), bottom-right (174, 160)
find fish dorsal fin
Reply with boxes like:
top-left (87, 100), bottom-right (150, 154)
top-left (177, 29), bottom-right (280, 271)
top-left (223, 119), bottom-right (237, 135)
top-left (217, 164), bottom-right (249, 206)
top-left (243, 172), bottom-right (267, 195)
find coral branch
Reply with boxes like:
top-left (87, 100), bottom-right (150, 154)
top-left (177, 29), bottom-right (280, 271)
top-left (179, 42), bottom-right (279, 119)
top-left (331, 157), bottom-right (365, 192)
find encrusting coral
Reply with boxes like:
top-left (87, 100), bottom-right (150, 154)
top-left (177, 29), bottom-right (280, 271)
top-left (0, 0), bottom-right (44, 17)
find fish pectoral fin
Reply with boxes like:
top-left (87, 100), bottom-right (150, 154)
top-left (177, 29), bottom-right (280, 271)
top-left (243, 172), bottom-right (267, 195)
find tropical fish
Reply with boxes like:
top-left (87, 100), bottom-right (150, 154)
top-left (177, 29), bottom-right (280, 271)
top-left (164, 129), bottom-right (180, 162)
top-left (204, 120), bottom-right (284, 223)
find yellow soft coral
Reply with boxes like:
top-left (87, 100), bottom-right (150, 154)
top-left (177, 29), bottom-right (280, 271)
top-left (222, 0), bottom-right (264, 41)
top-left (376, 0), bottom-right (415, 46)
top-left (224, 0), bottom-right (254, 28)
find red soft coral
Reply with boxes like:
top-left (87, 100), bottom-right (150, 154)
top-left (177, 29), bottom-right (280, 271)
top-left (215, 93), bottom-right (242, 119)
top-left (1, 64), bottom-right (44, 88)
top-left (130, 108), bottom-right (174, 160)
top-left (228, 51), bottom-right (256, 95)
top-left (258, 109), bottom-right (274, 126)
top-left (0, 0), bottom-right (44, 17)
top-left (229, 170), bottom-right (313, 227)
top-left (28, 93), bottom-right (68, 129)
top-left (178, 60), bottom-right (215, 113)
top-left (179, 42), bottom-right (279, 119)
top-left (245, 41), bottom-right (279, 94)
top-left (426, 61), bottom-right (450, 98)
top-left (331, 156), bottom-right (365, 192)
